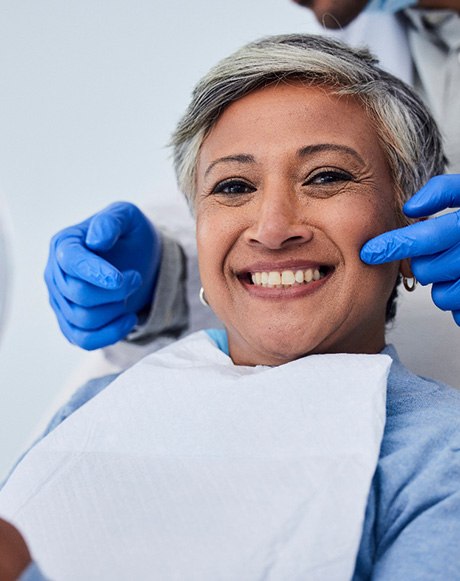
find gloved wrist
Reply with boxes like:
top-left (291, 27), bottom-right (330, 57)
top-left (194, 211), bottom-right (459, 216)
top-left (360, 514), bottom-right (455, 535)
top-left (117, 220), bottom-right (163, 324)
top-left (124, 232), bottom-right (188, 344)
top-left (128, 223), bottom-right (162, 318)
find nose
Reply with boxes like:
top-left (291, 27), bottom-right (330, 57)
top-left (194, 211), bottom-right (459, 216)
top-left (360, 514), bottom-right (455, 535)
top-left (245, 186), bottom-right (314, 250)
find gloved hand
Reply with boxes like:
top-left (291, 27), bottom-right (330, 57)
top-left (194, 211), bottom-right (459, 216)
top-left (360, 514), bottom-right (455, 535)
top-left (360, 175), bottom-right (460, 326)
top-left (45, 202), bottom-right (162, 350)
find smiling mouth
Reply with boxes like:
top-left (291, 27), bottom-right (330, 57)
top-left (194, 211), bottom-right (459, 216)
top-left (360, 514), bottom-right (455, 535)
top-left (240, 266), bottom-right (333, 289)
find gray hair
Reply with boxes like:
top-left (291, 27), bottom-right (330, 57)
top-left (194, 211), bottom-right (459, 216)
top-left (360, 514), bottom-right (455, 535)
top-left (171, 34), bottom-right (445, 221)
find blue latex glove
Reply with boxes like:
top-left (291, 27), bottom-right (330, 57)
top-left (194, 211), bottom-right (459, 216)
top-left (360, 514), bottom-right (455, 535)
top-left (45, 202), bottom-right (162, 350)
top-left (361, 175), bottom-right (460, 326)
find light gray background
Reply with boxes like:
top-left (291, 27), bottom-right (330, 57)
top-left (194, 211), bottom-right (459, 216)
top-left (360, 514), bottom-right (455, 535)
top-left (0, 1), bottom-right (458, 480)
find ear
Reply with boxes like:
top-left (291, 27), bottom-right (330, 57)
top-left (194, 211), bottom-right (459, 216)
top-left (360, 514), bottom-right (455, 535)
top-left (399, 258), bottom-right (413, 279)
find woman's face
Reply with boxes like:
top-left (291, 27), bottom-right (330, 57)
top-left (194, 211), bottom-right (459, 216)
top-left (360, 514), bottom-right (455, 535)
top-left (195, 84), bottom-right (402, 366)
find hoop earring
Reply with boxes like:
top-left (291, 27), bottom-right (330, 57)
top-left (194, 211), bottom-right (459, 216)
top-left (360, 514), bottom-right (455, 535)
top-left (199, 287), bottom-right (209, 307)
top-left (403, 276), bottom-right (417, 292)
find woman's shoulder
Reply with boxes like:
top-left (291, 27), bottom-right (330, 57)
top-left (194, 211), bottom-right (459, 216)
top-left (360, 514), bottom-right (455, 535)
top-left (359, 348), bottom-right (460, 579)
top-left (379, 345), bottom-right (460, 510)
top-left (382, 348), bottom-right (460, 468)
top-left (385, 345), bottom-right (460, 423)
top-left (378, 347), bottom-right (460, 519)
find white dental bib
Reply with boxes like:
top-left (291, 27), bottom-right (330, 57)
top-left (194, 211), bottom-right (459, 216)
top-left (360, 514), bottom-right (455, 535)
top-left (0, 331), bottom-right (390, 580)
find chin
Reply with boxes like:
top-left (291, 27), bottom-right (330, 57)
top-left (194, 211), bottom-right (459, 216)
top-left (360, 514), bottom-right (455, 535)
top-left (241, 327), bottom-right (324, 367)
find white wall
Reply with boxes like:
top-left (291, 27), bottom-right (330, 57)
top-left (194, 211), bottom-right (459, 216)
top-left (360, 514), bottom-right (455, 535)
top-left (0, 0), bottom-right (319, 478)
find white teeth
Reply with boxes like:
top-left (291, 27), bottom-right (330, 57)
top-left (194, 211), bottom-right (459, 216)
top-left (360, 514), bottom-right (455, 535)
top-left (249, 268), bottom-right (328, 288)
top-left (281, 271), bottom-right (295, 285)
top-left (268, 272), bottom-right (281, 285)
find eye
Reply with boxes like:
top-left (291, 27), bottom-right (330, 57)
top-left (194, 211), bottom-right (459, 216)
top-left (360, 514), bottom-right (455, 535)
top-left (212, 179), bottom-right (256, 195)
top-left (306, 170), bottom-right (354, 186)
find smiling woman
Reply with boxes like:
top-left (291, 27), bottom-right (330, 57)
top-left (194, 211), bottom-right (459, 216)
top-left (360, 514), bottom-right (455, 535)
top-left (0, 34), bottom-right (459, 581)
top-left (195, 84), bottom-right (403, 365)
top-left (171, 34), bottom-right (444, 368)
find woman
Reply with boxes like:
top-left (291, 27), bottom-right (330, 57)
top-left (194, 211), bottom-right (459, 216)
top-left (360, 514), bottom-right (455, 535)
top-left (1, 34), bottom-right (459, 580)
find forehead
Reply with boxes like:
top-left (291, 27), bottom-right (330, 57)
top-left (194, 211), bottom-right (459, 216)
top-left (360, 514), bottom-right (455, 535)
top-left (198, 83), bottom-right (385, 169)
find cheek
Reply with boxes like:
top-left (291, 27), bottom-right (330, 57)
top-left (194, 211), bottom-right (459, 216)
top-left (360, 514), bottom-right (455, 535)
top-left (328, 196), bottom-right (398, 253)
top-left (196, 214), bottom-right (218, 283)
top-left (327, 198), bottom-right (399, 295)
top-left (195, 208), bottom-right (237, 291)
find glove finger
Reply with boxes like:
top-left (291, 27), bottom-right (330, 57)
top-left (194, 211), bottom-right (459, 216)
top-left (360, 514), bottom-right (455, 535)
top-left (44, 258), bottom-right (56, 295)
top-left (52, 261), bottom-right (142, 308)
top-left (411, 241), bottom-right (460, 285)
top-left (86, 202), bottom-right (142, 251)
top-left (49, 294), bottom-right (79, 346)
top-left (54, 235), bottom-right (123, 289)
top-left (431, 279), bottom-right (460, 312)
top-left (50, 295), bottom-right (137, 350)
top-left (404, 175), bottom-right (460, 218)
top-left (361, 211), bottom-right (460, 264)
top-left (51, 287), bottom-right (133, 331)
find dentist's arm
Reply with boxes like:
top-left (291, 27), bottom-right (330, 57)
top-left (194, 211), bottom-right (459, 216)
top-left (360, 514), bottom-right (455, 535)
top-left (361, 175), bottom-right (460, 325)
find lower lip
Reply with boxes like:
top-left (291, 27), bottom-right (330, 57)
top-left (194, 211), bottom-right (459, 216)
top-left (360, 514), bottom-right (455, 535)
top-left (238, 273), bottom-right (331, 300)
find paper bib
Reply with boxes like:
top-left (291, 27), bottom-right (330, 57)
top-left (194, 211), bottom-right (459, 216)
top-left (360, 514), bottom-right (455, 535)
top-left (0, 331), bottom-right (390, 580)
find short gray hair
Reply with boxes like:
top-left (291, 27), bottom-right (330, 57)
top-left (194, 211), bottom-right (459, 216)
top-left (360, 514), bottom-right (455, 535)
top-left (171, 34), bottom-right (445, 220)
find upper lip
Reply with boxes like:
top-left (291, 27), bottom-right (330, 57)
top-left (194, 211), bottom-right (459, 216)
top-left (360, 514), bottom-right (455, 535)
top-left (235, 260), bottom-right (335, 274)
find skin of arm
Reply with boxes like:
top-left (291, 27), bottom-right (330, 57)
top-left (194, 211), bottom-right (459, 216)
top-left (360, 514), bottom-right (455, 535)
top-left (0, 519), bottom-right (32, 581)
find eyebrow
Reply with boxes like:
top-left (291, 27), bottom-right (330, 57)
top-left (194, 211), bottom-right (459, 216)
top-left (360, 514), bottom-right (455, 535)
top-left (297, 143), bottom-right (365, 165)
top-left (204, 154), bottom-right (256, 178)
top-left (204, 144), bottom-right (365, 179)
